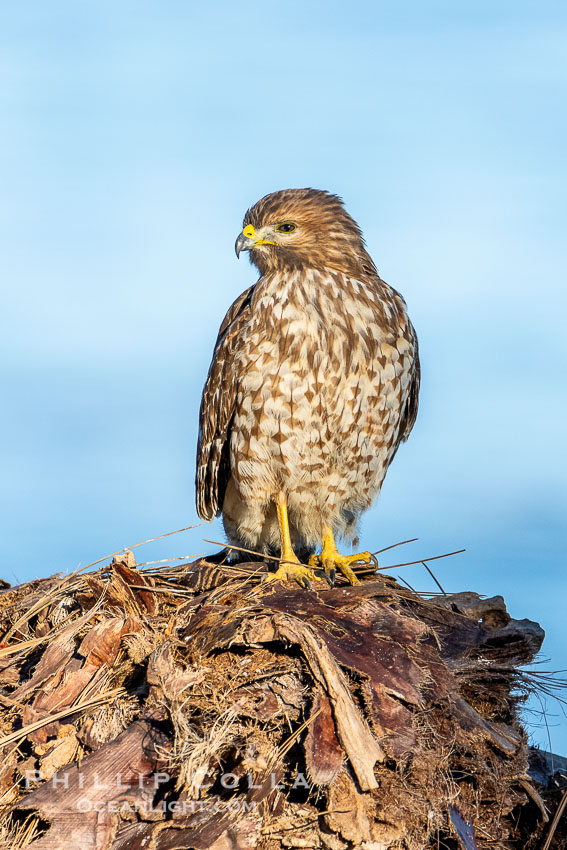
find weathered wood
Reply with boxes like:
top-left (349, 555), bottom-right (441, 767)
top-left (304, 690), bottom-right (344, 785)
top-left (13, 716), bottom-right (170, 850)
top-left (0, 552), bottom-right (558, 850)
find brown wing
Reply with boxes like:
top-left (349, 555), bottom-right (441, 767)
top-left (195, 285), bottom-right (254, 521)
top-left (399, 325), bottom-right (420, 443)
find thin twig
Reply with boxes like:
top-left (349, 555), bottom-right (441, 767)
top-left (357, 548), bottom-right (466, 574)
top-left (372, 537), bottom-right (418, 555)
top-left (270, 706), bottom-right (323, 767)
top-left (82, 525), bottom-right (201, 572)
top-left (0, 687), bottom-right (125, 748)
top-left (397, 576), bottom-right (419, 593)
top-left (2, 526), bottom-right (200, 643)
top-left (205, 537), bottom-right (420, 565)
top-left (203, 539), bottom-right (316, 574)
top-left (0, 598), bottom-right (103, 658)
top-left (202, 539), bottom-right (281, 563)
top-left (225, 563), bottom-right (270, 594)
top-left (135, 554), bottom-right (205, 567)
top-left (128, 585), bottom-right (193, 595)
top-left (541, 788), bottom-right (567, 850)
top-left (422, 562), bottom-right (447, 595)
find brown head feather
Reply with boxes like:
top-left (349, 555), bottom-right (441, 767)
top-left (243, 188), bottom-right (377, 278)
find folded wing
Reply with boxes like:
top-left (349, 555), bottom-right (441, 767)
top-left (195, 285), bottom-right (254, 521)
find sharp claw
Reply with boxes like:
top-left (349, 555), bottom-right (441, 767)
top-left (312, 567), bottom-right (335, 588)
top-left (301, 578), bottom-right (312, 590)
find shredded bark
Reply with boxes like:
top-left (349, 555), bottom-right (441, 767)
top-left (0, 548), bottom-right (563, 849)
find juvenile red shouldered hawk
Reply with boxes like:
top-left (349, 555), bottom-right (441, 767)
top-left (196, 189), bottom-right (419, 587)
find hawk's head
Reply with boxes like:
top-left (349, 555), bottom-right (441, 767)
top-left (235, 188), bottom-right (377, 278)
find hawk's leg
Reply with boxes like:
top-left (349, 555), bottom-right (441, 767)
top-left (264, 493), bottom-right (319, 589)
top-left (309, 526), bottom-right (375, 586)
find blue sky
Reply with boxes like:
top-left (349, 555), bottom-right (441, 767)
top-left (1, 1), bottom-right (566, 751)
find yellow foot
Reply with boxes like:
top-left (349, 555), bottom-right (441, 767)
top-left (264, 493), bottom-right (323, 589)
top-left (308, 527), bottom-right (376, 587)
top-left (263, 560), bottom-right (320, 590)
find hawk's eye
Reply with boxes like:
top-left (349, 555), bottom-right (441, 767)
top-left (275, 222), bottom-right (296, 233)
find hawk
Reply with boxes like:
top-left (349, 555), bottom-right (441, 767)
top-left (196, 189), bottom-right (419, 587)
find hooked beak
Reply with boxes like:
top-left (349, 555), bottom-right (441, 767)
top-left (235, 231), bottom-right (256, 258)
top-left (235, 223), bottom-right (276, 258)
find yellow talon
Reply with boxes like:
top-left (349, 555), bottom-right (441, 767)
top-left (309, 526), bottom-right (374, 586)
top-left (264, 561), bottom-right (319, 589)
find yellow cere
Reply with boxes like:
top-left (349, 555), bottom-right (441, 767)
top-left (242, 222), bottom-right (276, 247)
